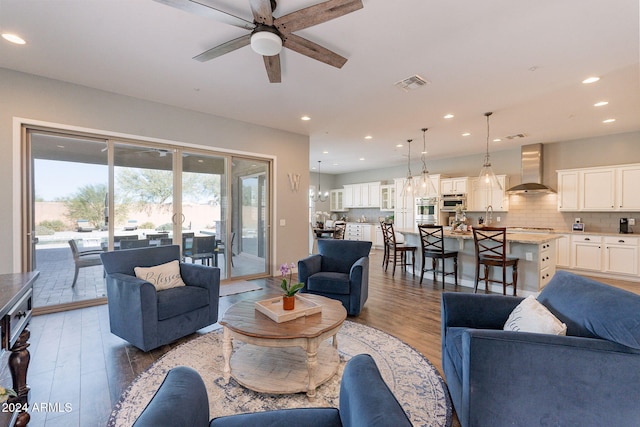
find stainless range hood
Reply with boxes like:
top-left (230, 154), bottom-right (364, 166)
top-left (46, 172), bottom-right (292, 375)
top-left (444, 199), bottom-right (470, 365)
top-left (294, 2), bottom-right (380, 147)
top-left (506, 143), bottom-right (556, 194)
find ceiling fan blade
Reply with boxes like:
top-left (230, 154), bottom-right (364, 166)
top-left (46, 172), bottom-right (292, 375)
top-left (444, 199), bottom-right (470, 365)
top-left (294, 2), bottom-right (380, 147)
top-left (284, 33), bottom-right (347, 68)
top-left (193, 34), bottom-right (251, 62)
top-left (263, 55), bottom-right (282, 83)
top-left (274, 0), bottom-right (363, 34)
top-left (249, 0), bottom-right (273, 26)
top-left (154, 0), bottom-right (255, 30)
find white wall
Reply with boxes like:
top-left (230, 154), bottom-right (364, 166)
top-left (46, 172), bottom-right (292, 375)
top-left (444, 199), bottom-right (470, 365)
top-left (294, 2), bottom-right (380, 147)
top-left (0, 68), bottom-right (309, 274)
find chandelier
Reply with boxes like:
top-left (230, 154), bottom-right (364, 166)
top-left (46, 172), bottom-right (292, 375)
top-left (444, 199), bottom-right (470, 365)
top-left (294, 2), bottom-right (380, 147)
top-left (310, 160), bottom-right (328, 202)
top-left (415, 127), bottom-right (438, 198)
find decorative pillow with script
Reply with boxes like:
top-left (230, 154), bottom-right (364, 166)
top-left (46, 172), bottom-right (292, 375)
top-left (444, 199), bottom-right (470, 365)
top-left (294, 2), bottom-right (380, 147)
top-left (134, 260), bottom-right (186, 291)
top-left (504, 295), bottom-right (567, 336)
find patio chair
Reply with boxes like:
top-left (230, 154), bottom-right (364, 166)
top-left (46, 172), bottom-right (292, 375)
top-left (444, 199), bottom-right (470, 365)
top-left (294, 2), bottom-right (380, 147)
top-left (68, 239), bottom-right (103, 287)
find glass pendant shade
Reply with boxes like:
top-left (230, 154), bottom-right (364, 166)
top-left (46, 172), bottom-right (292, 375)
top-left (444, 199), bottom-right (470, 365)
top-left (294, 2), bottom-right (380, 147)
top-left (477, 112), bottom-right (502, 202)
top-left (415, 128), bottom-right (438, 198)
top-left (400, 139), bottom-right (414, 197)
top-left (310, 160), bottom-right (328, 202)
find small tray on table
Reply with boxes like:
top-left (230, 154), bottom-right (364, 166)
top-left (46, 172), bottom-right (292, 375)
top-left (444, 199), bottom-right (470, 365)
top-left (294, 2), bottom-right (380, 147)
top-left (254, 295), bottom-right (322, 323)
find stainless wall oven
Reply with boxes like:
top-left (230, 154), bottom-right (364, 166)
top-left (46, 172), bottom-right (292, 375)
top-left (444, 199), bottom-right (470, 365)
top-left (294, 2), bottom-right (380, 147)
top-left (415, 197), bottom-right (438, 224)
top-left (441, 194), bottom-right (466, 212)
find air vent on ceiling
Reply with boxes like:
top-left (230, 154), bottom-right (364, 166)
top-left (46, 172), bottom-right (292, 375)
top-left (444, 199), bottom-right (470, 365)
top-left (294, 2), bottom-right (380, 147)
top-left (504, 133), bottom-right (527, 140)
top-left (394, 74), bottom-right (430, 91)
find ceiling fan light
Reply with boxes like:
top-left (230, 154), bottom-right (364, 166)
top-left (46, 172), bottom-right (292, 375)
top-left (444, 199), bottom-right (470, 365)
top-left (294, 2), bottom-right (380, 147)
top-left (250, 31), bottom-right (282, 56)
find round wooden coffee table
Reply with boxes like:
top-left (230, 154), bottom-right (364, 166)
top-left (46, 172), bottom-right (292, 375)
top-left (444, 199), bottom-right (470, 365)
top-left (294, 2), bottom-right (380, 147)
top-left (219, 294), bottom-right (347, 399)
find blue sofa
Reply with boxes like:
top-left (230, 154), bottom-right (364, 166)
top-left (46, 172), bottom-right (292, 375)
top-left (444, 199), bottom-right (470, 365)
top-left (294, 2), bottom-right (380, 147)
top-left (100, 245), bottom-right (220, 352)
top-left (298, 239), bottom-right (372, 316)
top-left (441, 270), bottom-right (640, 427)
top-left (132, 354), bottom-right (412, 427)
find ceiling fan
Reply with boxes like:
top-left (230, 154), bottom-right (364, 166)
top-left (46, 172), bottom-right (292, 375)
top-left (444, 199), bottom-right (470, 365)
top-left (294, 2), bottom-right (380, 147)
top-left (155, 0), bottom-right (363, 83)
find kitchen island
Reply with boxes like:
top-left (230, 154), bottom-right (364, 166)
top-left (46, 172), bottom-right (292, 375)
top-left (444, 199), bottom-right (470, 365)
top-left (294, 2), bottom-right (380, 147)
top-left (395, 228), bottom-right (559, 295)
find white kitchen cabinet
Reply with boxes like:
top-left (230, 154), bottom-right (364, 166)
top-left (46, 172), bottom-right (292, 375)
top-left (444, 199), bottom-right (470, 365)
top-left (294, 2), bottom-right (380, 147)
top-left (557, 170), bottom-right (579, 211)
top-left (393, 178), bottom-right (415, 230)
top-left (604, 236), bottom-right (639, 276)
top-left (379, 185), bottom-right (395, 211)
top-left (345, 223), bottom-right (373, 242)
top-left (555, 233), bottom-right (571, 267)
top-left (617, 165), bottom-right (640, 210)
top-left (468, 175), bottom-right (509, 212)
top-left (539, 241), bottom-right (556, 289)
top-left (571, 234), bottom-right (602, 271)
top-left (374, 224), bottom-right (384, 248)
top-left (580, 168), bottom-right (616, 211)
top-left (330, 189), bottom-right (346, 212)
top-left (441, 177), bottom-right (468, 195)
top-left (557, 164), bottom-right (640, 212)
top-left (343, 182), bottom-right (381, 208)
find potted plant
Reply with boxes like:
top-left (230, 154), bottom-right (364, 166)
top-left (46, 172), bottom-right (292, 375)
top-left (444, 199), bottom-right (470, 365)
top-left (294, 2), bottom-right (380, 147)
top-left (280, 263), bottom-right (304, 310)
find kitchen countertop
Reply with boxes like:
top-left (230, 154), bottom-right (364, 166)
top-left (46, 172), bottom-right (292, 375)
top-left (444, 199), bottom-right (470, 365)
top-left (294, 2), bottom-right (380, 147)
top-left (395, 228), bottom-right (560, 244)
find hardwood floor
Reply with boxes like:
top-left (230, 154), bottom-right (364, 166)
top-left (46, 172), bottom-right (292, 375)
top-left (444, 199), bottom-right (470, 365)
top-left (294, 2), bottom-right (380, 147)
top-left (23, 251), bottom-right (640, 426)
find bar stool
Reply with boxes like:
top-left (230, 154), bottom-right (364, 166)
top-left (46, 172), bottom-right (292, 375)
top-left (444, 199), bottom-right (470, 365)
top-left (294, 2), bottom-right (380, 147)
top-left (472, 226), bottom-right (518, 295)
top-left (381, 222), bottom-right (417, 276)
top-left (418, 224), bottom-right (458, 287)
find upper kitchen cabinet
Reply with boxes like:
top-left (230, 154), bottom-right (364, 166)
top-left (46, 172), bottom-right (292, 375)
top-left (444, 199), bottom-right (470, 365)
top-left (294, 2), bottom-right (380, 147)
top-left (468, 175), bottom-right (509, 212)
top-left (379, 184), bottom-right (395, 211)
top-left (441, 177), bottom-right (468, 195)
top-left (557, 164), bottom-right (640, 212)
top-left (330, 189), bottom-right (347, 212)
top-left (343, 182), bottom-right (381, 208)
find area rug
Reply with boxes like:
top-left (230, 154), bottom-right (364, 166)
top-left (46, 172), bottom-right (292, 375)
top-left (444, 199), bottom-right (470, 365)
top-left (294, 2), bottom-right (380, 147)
top-left (108, 321), bottom-right (452, 427)
top-left (219, 280), bottom-right (262, 297)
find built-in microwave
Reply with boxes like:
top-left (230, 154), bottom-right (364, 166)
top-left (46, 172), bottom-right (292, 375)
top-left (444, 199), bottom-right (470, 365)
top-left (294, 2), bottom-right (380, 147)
top-left (441, 194), bottom-right (466, 212)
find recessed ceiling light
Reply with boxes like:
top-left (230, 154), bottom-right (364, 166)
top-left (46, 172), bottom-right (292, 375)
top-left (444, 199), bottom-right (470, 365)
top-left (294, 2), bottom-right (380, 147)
top-left (359, 157), bottom-right (365, 161)
top-left (462, 132), bottom-right (471, 137)
top-left (2, 33), bottom-right (26, 45)
top-left (493, 138), bottom-right (502, 142)
top-left (396, 144), bottom-right (403, 148)
top-left (582, 76), bottom-right (600, 84)
top-left (443, 114), bottom-right (454, 119)
top-left (301, 116), bottom-right (311, 121)
top-left (594, 101), bottom-right (609, 107)
top-left (332, 163), bottom-right (339, 166)
top-left (322, 150), bottom-right (329, 154)
top-left (364, 135), bottom-right (373, 140)
top-left (603, 118), bottom-right (616, 123)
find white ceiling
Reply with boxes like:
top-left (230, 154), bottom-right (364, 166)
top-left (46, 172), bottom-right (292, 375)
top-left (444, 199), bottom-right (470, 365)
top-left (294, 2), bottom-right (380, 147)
top-left (1, 0), bottom-right (639, 174)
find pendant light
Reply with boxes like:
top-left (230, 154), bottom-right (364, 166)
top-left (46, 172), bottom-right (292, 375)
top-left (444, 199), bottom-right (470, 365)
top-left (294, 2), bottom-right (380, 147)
top-left (310, 160), bottom-right (328, 202)
top-left (478, 112), bottom-right (503, 200)
top-left (400, 139), bottom-right (414, 197)
top-left (415, 127), bottom-right (438, 198)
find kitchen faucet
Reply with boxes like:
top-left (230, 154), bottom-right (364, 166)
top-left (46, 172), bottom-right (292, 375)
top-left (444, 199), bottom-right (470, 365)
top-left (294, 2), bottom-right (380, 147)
top-left (485, 205), bottom-right (494, 225)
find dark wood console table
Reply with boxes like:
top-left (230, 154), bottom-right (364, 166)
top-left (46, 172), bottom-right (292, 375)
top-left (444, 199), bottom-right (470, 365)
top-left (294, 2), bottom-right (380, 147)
top-left (0, 272), bottom-right (37, 427)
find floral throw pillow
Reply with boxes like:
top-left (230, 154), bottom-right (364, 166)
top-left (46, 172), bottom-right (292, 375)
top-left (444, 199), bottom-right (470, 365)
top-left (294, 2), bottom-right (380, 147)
top-left (134, 260), bottom-right (186, 291)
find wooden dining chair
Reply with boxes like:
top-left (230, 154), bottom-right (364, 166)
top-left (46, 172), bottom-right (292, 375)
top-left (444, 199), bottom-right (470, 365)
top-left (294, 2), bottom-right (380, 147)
top-left (472, 226), bottom-right (519, 295)
top-left (381, 222), bottom-right (416, 276)
top-left (333, 221), bottom-right (346, 239)
top-left (418, 224), bottom-right (458, 287)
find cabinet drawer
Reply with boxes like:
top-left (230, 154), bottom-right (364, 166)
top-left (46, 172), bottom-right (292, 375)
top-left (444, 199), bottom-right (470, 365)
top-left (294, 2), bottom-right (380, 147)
top-left (571, 234), bottom-right (602, 243)
top-left (540, 266), bottom-right (554, 288)
top-left (4, 289), bottom-right (32, 350)
top-left (604, 236), bottom-right (639, 246)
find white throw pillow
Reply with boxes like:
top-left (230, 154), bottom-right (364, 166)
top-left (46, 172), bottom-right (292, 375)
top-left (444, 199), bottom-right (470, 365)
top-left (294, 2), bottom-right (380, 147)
top-left (134, 260), bottom-right (186, 291)
top-left (504, 295), bottom-right (567, 336)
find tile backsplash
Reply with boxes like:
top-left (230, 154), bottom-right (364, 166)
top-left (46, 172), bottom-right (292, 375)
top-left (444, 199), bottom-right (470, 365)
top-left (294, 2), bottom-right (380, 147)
top-left (333, 194), bottom-right (639, 234)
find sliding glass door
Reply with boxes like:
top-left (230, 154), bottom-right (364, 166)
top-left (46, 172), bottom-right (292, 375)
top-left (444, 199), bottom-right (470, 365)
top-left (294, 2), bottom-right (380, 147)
top-left (24, 127), bottom-right (272, 312)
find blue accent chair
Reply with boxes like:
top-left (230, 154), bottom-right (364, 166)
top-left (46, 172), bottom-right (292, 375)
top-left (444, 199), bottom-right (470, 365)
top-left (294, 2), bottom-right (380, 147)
top-left (298, 239), bottom-right (372, 316)
top-left (132, 354), bottom-right (412, 427)
top-left (100, 245), bottom-right (220, 352)
top-left (441, 270), bottom-right (640, 427)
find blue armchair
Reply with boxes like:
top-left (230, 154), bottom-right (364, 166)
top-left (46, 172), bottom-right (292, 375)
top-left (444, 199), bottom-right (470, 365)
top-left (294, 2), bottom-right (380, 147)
top-left (441, 270), bottom-right (640, 427)
top-left (100, 245), bottom-right (220, 352)
top-left (298, 239), bottom-right (372, 316)
top-left (133, 354), bottom-right (412, 427)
